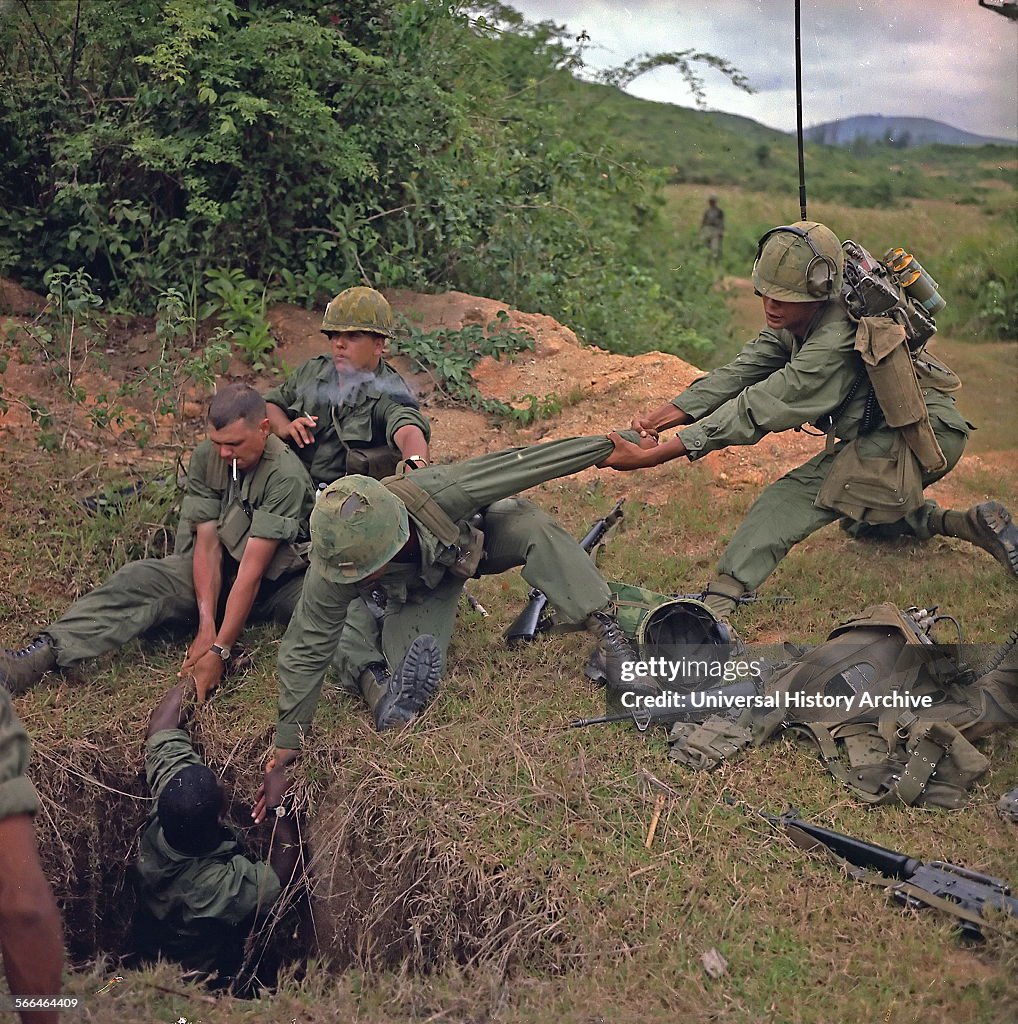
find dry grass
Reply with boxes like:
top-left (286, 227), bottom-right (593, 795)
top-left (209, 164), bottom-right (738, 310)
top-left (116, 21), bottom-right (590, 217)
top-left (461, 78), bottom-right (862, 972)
top-left (2, 437), bottom-right (1017, 1022)
top-left (2, 185), bottom-right (1017, 1019)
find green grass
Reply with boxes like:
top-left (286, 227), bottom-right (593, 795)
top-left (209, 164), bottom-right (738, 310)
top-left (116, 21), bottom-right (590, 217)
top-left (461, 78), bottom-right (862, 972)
top-left (1, 176), bottom-right (1016, 1022)
top-left (2, 432), bottom-right (1016, 1022)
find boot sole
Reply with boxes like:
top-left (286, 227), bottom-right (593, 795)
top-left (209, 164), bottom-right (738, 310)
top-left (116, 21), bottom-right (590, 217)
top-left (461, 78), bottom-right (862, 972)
top-left (975, 501), bottom-right (1018, 578)
top-left (375, 634), bottom-right (443, 731)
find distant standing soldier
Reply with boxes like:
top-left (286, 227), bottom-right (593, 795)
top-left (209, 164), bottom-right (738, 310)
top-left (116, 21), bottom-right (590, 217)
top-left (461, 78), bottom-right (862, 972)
top-left (264, 286), bottom-right (431, 487)
top-left (701, 195), bottom-right (725, 260)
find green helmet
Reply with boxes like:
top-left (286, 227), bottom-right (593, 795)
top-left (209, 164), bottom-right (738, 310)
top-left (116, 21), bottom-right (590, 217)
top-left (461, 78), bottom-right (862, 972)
top-left (320, 286), bottom-right (396, 339)
top-left (310, 475), bottom-right (409, 584)
top-left (752, 221), bottom-right (844, 302)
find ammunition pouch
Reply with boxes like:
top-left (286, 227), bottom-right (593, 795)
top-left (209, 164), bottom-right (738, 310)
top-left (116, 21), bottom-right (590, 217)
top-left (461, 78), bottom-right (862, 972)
top-left (855, 316), bottom-right (947, 473)
top-left (668, 714), bottom-right (753, 770)
top-left (451, 522), bottom-right (486, 580)
top-left (346, 444), bottom-right (401, 481)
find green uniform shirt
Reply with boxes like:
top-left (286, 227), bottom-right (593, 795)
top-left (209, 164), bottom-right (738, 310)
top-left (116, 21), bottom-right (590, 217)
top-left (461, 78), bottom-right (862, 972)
top-left (264, 356), bottom-right (431, 486)
top-left (274, 434), bottom-right (621, 749)
top-left (0, 688), bottom-right (39, 821)
top-left (136, 729), bottom-right (282, 971)
top-left (177, 434), bottom-right (315, 579)
top-left (675, 302), bottom-right (866, 459)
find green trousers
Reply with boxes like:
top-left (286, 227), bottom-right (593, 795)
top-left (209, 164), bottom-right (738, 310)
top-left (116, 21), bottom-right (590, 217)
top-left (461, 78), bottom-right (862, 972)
top-left (333, 496), bottom-right (612, 686)
top-left (46, 554), bottom-right (306, 666)
top-left (717, 412), bottom-right (969, 591)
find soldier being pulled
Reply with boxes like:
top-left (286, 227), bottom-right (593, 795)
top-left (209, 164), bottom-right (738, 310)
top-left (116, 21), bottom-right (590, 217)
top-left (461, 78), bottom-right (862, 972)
top-left (1, 385), bottom-right (315, 699)
top-left (266, 432), bottom-right (660, 762)
top-left (264, 286), bottom-right (430, 486)
top-left (601, 221), bottom-right (1018, 618)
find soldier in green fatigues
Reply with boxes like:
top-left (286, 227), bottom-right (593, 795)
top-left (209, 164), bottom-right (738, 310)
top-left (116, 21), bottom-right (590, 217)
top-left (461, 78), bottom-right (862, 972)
top-left (134, 681), bottom-right (303, 983)
top-left (271, 432), bottom-right (655, 754)
top-left (1, 385), bottom-right (316, 699)
top-left (0, 687), bottom-right (64, 1024)
top-left (264, 286), bottom-right (430, 487)
top-left (700, 195), bottom-right (725, 261)
top-left (603, 221), bottom-right (1018, 617)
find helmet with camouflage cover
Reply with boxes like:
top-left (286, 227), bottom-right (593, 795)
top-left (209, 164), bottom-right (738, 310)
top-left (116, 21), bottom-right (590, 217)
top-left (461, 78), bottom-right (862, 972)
top-left (310, 475), bottom-right (409, 583)
top-left (321, 286), bottom-right (397, 339)
top-left (752, 221), bottom-right (844, 302)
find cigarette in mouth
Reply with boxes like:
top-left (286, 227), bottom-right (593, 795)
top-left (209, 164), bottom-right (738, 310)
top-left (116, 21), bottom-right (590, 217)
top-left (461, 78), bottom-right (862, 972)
top-left (232, 457), bottom-right (238, 482)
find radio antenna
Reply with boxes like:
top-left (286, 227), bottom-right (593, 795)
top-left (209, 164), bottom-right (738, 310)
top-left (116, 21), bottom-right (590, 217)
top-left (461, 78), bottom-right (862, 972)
top-left (795, 0), bottom-right (808, 220)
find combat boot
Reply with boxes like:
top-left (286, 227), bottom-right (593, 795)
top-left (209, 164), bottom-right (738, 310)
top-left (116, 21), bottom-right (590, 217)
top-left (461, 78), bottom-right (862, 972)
top-left (360, 634), bottom-right (443, 732)
top-left (584, 607), bottom-right (659, 699)
top-left (0, 635), bottom-right (56, 694)
top-left (932, 502), bottom-right (1018, 578)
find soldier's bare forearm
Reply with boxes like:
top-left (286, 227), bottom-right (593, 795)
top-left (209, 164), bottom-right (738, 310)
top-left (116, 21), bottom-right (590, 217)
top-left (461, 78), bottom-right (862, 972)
top-left (393, 424), bottom-right (429, 462)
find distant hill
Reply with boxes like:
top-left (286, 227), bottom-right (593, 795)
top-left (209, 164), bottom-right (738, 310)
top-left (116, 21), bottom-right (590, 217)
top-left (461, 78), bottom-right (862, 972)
top-left (577, 81), bottom-right (1016, 205)
top-left (805, 115), bottom-right (1014, 148)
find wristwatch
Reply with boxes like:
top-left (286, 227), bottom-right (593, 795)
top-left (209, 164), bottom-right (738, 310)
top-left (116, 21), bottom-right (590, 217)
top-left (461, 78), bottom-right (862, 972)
top-left (209, 643), bottom-right (231, 662)
top-left (271, 803), bottom-right (289, 819)
top-left (405, 455), bottom-right (428, 469)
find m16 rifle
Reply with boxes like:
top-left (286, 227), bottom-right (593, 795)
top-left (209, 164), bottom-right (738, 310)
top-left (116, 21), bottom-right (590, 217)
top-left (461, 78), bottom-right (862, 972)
top-left (762, 808), bottom-right (1018, 939)
top-left (505, 498), bottom-right (625, 646)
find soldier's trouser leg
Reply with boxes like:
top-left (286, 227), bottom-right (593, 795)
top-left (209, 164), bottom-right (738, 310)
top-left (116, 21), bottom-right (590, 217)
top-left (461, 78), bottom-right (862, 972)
top-left (717, 414), bottom-right (970, 592)
top-left (250, 571), bottom-right (307, 626)
top-left (715, 452), bottom-right (841, 592)
top-left (479, 498), bottom-right (612, 623)
top-left (378, 579), bottom-right (464, 672)
top-left (332, 598), bottom-right (387, 694)
top-left (46, 555), bottom-right (197, 666)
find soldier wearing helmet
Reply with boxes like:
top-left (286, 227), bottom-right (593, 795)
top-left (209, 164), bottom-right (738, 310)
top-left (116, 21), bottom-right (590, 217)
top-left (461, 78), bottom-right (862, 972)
top-left (268, 431), bottom-right (660, 755)
top-left (601, 221), bottom-right (1016, 618)
top-left (264, 286), bottom-right (431, 487)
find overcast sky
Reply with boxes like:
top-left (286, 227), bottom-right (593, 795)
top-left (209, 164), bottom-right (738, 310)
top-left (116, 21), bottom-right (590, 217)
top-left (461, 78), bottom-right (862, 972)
top-left (504, 1), bottom-right (1018, 141)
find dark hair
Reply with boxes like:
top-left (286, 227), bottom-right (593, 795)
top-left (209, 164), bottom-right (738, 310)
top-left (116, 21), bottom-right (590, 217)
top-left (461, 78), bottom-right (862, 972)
top-left (207, 383), bottom-right (267, 429)
top-left (157, 764), bottom-right (226, 855)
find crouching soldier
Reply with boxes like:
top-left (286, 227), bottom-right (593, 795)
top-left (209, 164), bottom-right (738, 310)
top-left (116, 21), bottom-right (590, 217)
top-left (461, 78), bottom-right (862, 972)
top-left (270, 431), bottom-right (661, 759)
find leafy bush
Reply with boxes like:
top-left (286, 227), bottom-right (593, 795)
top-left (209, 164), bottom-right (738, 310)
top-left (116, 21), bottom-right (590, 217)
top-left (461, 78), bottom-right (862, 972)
top-left (0, 0), bottom-right (736, 364)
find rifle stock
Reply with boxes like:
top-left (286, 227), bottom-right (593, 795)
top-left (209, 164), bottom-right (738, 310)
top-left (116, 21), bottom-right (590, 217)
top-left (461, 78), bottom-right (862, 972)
top-left (505, 498), bottom-right (625, 646)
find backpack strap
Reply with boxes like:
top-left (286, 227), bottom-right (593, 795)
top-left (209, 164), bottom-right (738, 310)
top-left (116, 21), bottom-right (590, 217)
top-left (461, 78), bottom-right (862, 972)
top-left (382, 476), bottom-right (461, 547)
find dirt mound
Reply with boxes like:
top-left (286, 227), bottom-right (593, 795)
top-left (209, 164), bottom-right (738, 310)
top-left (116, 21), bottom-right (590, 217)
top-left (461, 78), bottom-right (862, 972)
top-left (0, 278), bottom-right (995, 512)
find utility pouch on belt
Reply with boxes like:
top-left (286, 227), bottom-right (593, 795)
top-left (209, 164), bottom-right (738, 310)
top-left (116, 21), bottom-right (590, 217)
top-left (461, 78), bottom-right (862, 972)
top-left (816, 433), bottom-right (923, 524)
top-left (345, 444), bottom-right (401, 480)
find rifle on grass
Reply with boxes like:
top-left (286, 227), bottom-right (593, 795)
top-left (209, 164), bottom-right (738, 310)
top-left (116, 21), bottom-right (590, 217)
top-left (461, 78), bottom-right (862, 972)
top-left (505, 498), bottom-right (625, 646)
top-left (762, 808), bottom-right (1018, 939)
